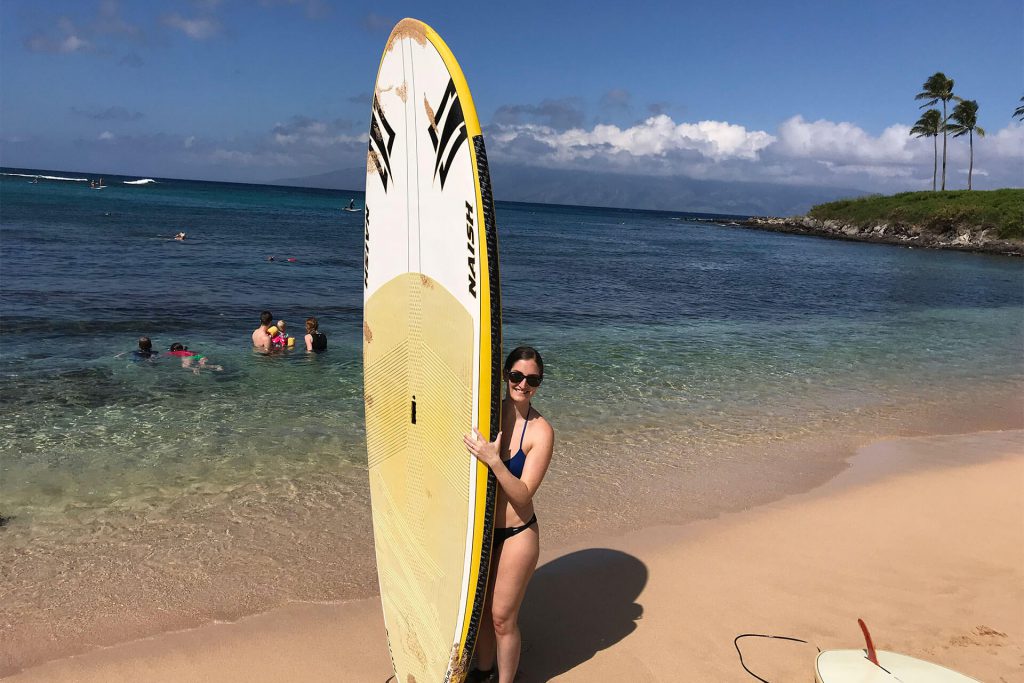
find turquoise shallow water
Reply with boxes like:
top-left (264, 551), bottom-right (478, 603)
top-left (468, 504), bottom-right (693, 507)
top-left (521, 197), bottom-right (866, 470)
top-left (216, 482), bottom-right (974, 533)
top-left (1, 168), bottom-right (1022, 672)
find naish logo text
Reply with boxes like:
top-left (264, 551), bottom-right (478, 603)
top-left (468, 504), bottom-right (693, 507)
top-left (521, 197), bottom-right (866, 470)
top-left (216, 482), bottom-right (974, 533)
top-left (427, 79), bottom-right (468, 190)
top-left (368, 94), bottom-right (396, 191)
top-left (465, 201), bottom-right (477, 298)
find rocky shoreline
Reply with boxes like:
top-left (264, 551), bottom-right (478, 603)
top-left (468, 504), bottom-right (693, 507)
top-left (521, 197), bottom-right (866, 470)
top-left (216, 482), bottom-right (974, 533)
top-left (730, 216), bottom-right (1023, 256)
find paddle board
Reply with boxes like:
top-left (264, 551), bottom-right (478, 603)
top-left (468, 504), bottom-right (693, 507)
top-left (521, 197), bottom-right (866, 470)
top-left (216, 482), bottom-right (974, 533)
top-left (815, 650), bottom-right (982, 682)
top-left (363, 17), bottom-right (501, 683)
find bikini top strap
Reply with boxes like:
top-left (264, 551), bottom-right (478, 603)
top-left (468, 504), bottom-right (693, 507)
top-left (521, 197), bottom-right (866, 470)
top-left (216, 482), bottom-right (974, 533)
top-left (518, 409), bottom-right (531, 451)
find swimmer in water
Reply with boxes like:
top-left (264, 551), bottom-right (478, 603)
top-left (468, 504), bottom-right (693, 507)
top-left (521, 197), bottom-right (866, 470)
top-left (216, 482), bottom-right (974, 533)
top-left (174, 232), bottom-right (186, 241)
top-left (133, 336), bottom-right (158, 360)
top-left (168, 342), bottom-right (223, 374)
top-left (116, 336), bottom-right (159, 361)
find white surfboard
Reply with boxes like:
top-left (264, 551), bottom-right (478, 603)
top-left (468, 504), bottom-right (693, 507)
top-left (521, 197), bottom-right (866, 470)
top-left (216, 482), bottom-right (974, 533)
top-left (363, 18), bottom-right (502, 683)
top-left (816, 650), bottom-right (982, 682)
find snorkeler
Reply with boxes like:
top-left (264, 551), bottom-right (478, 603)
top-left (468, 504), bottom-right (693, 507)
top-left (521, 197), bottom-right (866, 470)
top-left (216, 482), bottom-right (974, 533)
top-left (168, 342), bottom-right (222, 374)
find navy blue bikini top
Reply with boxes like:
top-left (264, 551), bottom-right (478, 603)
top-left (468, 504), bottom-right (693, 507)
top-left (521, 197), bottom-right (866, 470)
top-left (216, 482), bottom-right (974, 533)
top-left (503, 411), bottom-right (530, 479)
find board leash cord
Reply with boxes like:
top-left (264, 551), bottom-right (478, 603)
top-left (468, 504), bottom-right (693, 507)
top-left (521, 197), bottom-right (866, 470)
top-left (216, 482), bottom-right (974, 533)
top-left (734, 633), bottom-right (821, 683)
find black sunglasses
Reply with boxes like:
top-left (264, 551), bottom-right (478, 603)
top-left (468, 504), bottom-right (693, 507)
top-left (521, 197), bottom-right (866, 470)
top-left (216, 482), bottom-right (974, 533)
top-left (507, 370), bottom-right (543, 387)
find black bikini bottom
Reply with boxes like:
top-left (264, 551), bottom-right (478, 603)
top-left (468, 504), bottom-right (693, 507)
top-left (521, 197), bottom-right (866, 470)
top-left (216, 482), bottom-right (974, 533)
top-left (493, 514), bottom-right (538, 546)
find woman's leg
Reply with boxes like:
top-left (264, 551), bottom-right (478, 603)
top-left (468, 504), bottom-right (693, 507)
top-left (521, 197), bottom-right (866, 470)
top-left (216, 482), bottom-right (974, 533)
top-left (489, 527), bottom-right (539, 683)
top-left (473, 545), bottom-right (499, 673)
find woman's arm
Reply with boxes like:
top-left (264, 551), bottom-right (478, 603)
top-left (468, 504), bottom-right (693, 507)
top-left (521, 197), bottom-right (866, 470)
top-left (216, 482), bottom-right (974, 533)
top-left (463, 423), bottom-right (554, 510)
top-left (305, 333), bottom-right (313, 351)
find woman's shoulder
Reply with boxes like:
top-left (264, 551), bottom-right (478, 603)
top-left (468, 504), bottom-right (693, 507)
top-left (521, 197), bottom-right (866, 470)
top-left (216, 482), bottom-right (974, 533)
top-left (528, 409), bottom-right (554, 437)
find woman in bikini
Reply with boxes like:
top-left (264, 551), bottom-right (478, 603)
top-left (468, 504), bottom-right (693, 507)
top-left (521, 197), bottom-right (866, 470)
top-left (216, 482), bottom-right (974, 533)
top-left (464, 346), bottom-right (554, 683)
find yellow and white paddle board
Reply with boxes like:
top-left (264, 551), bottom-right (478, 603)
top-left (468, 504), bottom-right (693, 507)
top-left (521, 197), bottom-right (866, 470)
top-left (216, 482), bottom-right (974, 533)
top-left (363, 18), bottom-right (502, 683)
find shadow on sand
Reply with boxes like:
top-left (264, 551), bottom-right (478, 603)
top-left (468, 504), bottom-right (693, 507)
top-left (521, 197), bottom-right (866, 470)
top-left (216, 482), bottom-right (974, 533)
top-left (517, 548), bottom-right (647, 681)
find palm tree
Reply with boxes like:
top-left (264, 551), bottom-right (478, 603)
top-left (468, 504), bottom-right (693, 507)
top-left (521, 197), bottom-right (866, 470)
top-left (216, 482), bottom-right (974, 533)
top-left (915, 72), bottom-right (958, 190)
top-left (910, 109), bottom-right (942, 191)
top-left (947, 100), bottom-right (986, 190)
top-left (1014, 96), bottom-right (1024, 121)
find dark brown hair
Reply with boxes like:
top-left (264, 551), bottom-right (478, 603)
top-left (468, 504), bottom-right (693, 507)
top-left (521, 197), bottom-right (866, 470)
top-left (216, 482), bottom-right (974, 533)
top-left (504, 346), bottom-right (544, 377)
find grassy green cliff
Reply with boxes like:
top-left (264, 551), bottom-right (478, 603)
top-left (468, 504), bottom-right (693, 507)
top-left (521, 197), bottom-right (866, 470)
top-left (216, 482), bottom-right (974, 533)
top-left (807, 189), bottom-right (1023, 240)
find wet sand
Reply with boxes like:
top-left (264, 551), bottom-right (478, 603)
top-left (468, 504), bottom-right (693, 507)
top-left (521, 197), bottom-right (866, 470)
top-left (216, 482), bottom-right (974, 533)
top-left (8, 429), bottom-right (1021, 682)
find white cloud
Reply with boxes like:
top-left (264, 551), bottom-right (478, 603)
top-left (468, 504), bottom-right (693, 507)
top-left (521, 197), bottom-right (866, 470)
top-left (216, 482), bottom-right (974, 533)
top-left (491, 114), bottom-right (774, 169)
top-left (95, 0), bottom-right (142, 39)
top-left (26, 17), bottom-right (93, 54)
top-left (161, 13), bottom-right (220, 40)
top-left (985, 124), bottom-right (1024, 160)
top-left (774, 116), bottom-right (916, 163)
top-left (61, 35), bottom-right (91, 53)
top-left (24, 4), bottom-right (142, 55)
top-left (486, 110), bottom-right (1024, 191)
top-left (271, 117), bottom-right (359, 148)
top-left (98, 131), bottom-right (115, 141)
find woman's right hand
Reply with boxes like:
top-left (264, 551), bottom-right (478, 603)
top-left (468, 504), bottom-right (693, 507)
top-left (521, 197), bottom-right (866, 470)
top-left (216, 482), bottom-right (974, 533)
top-left (463, 429), bottom-right (502, 469)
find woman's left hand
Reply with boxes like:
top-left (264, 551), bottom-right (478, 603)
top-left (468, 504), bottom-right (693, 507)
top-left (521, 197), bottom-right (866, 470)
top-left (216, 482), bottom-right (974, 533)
top-left (463, 429), bottom-right (502, 468)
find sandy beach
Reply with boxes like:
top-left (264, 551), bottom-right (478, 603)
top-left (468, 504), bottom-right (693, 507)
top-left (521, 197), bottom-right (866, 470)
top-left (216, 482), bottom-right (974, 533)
top-left (7, 428), bottom-right (1021, 682)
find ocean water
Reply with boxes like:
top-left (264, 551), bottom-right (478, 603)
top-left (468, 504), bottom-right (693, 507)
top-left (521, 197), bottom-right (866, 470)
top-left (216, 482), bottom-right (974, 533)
top-left (1, 168), bottom-right (1022, 672)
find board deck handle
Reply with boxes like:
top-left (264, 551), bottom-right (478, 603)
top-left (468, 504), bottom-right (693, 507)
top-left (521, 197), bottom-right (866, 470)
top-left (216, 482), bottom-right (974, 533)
top-left (858, 618), bottom-right (879, 666)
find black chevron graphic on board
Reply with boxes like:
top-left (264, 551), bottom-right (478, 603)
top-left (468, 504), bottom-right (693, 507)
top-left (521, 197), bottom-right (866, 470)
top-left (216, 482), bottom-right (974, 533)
top-left (369, 94), bottom-right (396, 191)
top-left (427, 79), bottom-right (468, 190)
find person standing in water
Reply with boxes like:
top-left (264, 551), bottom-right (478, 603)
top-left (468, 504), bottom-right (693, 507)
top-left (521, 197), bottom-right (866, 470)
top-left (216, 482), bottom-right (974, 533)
top-left (304, 317), bottom-right (327, 352)
top-left (252, 310), bottom-right (273, 352)
top-left (464, 346), bottom-right (554, 683)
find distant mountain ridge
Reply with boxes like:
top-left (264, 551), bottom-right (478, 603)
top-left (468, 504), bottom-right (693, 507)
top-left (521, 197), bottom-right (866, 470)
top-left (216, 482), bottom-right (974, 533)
top-left (273, 165), bottom-right (869, 216)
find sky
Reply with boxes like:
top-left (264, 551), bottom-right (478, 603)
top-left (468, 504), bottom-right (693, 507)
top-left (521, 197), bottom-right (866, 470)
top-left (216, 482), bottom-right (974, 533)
top-left (1, 0), bottom-right (1022, 210)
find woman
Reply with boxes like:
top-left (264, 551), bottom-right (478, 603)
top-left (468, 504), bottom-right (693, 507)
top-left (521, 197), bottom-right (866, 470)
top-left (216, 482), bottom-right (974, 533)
top-left (304, 317), bottom-right (327, 352)
top-left (464, 346), bottom-right (554, 683)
